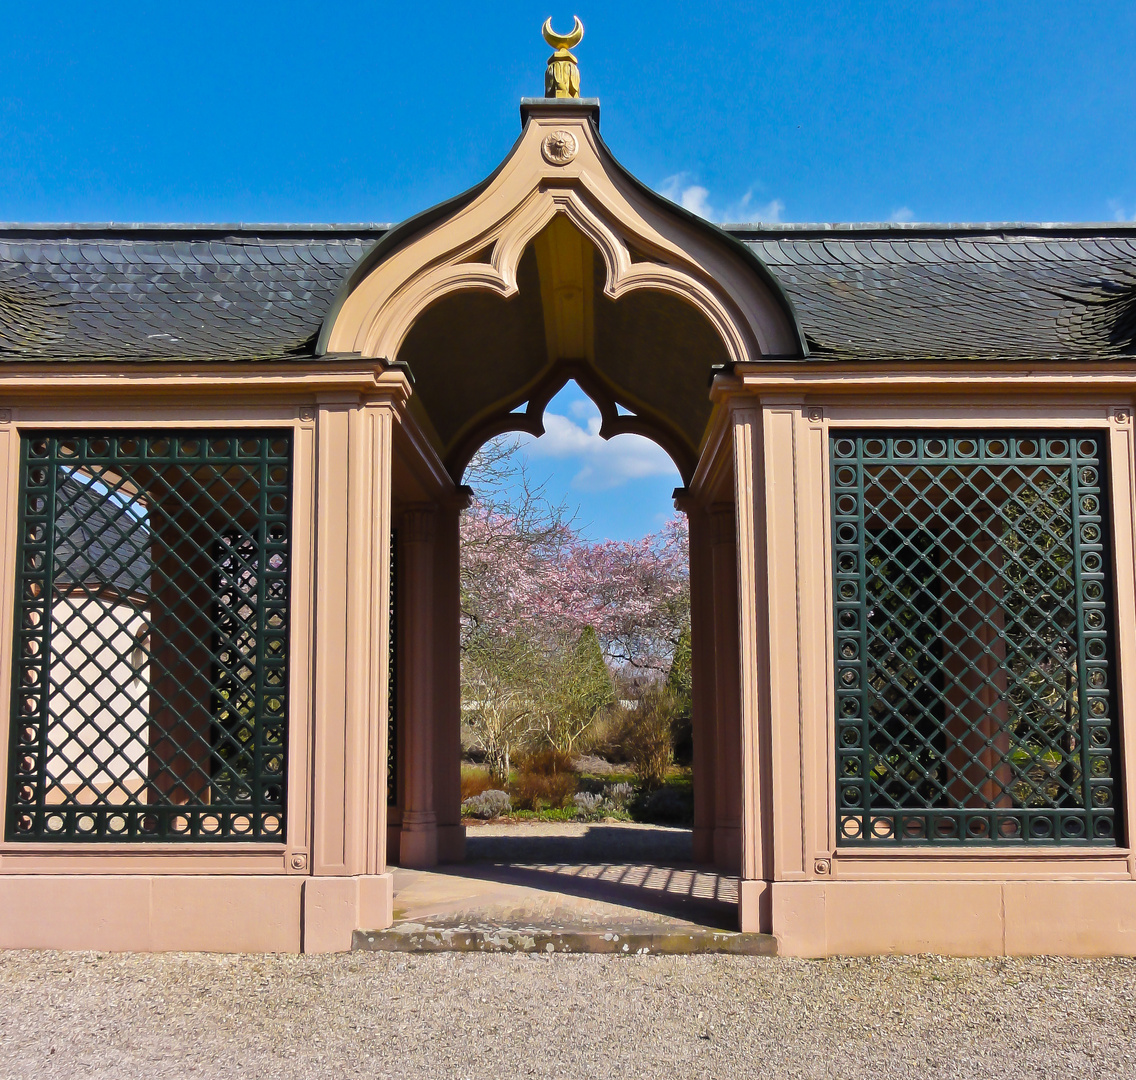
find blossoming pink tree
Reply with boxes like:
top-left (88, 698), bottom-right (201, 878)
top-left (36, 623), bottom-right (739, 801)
top-left (459, 437), bottom-right (690, 767)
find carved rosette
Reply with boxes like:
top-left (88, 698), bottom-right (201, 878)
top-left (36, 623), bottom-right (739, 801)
top-left (541, 130), bottom-right (579, 166)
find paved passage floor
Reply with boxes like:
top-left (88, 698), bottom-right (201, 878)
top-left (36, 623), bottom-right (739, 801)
top-left (390, 822), bottom-right (739, 934)
top-left (1, 950), bottom-right (1134, 1079)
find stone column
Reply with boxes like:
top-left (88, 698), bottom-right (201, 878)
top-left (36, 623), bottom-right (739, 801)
top-left (433, 495), bottom-right (466, 863)
top-left (680, 498), bottom-right (717, 864)
top-left (307, 395), bottom-right (398, 949)
top-left (399, 504), bottom-right (439, 868)
top-left (710, 503), bottom-right (743, 872)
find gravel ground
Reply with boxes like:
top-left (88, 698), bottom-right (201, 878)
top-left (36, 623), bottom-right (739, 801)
top-left (1, 951), bottom-right (1134, 1079)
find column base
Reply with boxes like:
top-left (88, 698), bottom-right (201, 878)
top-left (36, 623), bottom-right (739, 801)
top-left (302, 873), bottom-right (394, 953)
top-left (399, 814), bottom-right (438, 868)
top-left (692, 826), bottom-right (715, 864)
top-left (437, 823), bottom-right (466, 863)
top-left (713, 825), bottom-right (742, 873)
top-left (739, 878), bottom-right (772, 934)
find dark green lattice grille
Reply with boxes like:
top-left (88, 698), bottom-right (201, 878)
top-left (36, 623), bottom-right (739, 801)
top-left (831, 431), bottom-right (1118, 845)
top-left (6, 431), bottom-right (292, 842)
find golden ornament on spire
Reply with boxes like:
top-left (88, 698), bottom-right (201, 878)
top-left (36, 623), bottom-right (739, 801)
top-left (542, 16), bottom-right (584, 98)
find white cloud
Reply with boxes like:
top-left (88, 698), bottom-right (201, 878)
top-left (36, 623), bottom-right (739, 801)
top-left (726, 187), bottom-right (785, 224)
top-left (659, 173), bottom-right (784, 224)
top-left (659, 173), bottom-right (714, 218)
top-left (752, 198), bottom-right (784, 223)
top-left (888, 207), bottom-right (915, 223)
top-left (520, 409), bottom-right (680, 492)
top-left (1108, 199), bottom-right (1135, 222)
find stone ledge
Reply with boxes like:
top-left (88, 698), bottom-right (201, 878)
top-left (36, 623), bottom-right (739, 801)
top-left (353, 923), bottom-right (776, 956)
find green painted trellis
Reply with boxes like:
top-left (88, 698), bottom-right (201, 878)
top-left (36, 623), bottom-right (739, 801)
top-left (830, 431), bottom-right (1118, 845)
top-left (5, 431), bottom-right (292, 842)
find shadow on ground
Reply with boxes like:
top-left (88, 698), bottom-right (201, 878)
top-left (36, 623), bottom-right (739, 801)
top-left (464, 822), bottom-right (694, 863)
top-left (388, 823), bottom-right (738, 932)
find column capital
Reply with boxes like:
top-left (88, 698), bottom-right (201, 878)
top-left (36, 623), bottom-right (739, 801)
top-left (709, 503), bottom-right (735, 547)
top-left (451, 485), bottom-right (474, 512)
top-left (672, 486), bottom-right (697, 513)
top-left (400, 504), bottom-right (437, 543)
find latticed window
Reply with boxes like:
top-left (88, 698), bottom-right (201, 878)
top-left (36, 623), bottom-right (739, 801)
top-left (6, 431), bottom-right (292, 842)
top-left (831, 431), bottom-right (1118, 845)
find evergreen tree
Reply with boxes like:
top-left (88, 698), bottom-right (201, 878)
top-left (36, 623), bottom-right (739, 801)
top-left (573, 625), bottom-right (616, 720)
top-left (535, 625), bottom-right (616, 755)
top-left (665, 620), bottom-right (692, 719)
top-left (665, 621), bottom-right (693, 765)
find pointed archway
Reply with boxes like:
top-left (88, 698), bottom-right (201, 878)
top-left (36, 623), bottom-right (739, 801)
top-left (320, 98), bottom-right (804, 931)
top-left (320, 98), bottom-right (805, 478)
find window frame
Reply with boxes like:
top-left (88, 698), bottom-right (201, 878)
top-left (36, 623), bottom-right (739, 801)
top-left (806, 402), bottom-right (1136, 875)
top-left (828, 428), bottom-right (1119, 847)
top-left (0, 406), bottom-right (316, 876)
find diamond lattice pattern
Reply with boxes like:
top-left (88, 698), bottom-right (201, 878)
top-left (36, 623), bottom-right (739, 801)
top-left (6, 432), bottom-right (292, 842)
top-left (831, 432), bottom-right (1117, 845)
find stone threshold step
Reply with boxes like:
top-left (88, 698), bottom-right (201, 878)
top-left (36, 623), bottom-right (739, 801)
top-left (353, 925), bottom-right (777, 955)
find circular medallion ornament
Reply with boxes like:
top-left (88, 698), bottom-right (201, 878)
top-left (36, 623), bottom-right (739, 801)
top-left (541, 129), bottom-right (579, 165)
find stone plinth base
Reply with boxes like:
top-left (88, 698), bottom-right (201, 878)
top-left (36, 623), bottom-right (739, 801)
top-left (691, 826), bottom-right (715, 865)
top-left (0, 873), bottom-right (394, 954)
top-left (770, 879), bottom-right (1136, 957)
top-left (739, 878), bottom-right (772, 933)
top-left (388, 823), bottom-right (466, 866)
top-left (302, 874), bottom-right (394, 953)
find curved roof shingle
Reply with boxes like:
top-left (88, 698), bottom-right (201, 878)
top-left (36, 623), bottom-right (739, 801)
top-left (0, 225), bottom-right (385, 361)
top-left (736, 224), bottom-right (1136, 360)
top-left (1, 222), bottom-right (1135, 363)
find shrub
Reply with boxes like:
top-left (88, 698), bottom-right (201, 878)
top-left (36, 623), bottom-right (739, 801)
top-left (580, 706), bottom-right (624, 760)
top-left (638, 785), bottom-right (693, 825)
top-left (604, 781), bottom-right (634, 810)
top-left (510, 769), bottom-right (578, 810)
top-left (521, 747), bottom-right (576, 777)
top-left (461, 789), bottom-right (512, 819)
top-left (573, 791), bottom-right (605, 819)
top-left (624, 688), bottom-right (676, 790)
top-left (460, 767), bottom-right (492, 802)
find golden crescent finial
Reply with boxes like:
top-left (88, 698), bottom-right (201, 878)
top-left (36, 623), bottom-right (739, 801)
top-left (542, 16), bottom-right (584, 51)
top-left (542, 16), bottom-right (584, 97)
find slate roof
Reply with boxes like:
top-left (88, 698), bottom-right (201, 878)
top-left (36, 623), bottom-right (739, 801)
top-left (53, 472), bottom-right (151, 594)
top-left (735, 224), bottom-right (1136, 361)
top-left (1, 222), bottom-right (1136, 363)
top-left (0, 225), bottom-right (386, 362)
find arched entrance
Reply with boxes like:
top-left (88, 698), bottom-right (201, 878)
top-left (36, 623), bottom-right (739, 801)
top-left (321, 98), bottom-right (805, 930)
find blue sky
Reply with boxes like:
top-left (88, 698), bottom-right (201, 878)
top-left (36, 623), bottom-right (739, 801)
top-left (3, 2), bottom-right (1135, 539)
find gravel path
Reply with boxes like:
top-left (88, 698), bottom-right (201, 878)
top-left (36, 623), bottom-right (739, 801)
top-left (1, 951), bottom-right (1134, 1079)
top-left (465, 821), bottom-right (694, 863)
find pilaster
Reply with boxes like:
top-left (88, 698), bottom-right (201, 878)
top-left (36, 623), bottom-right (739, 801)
top-left (398, 504), bottom-right (439, 868)
top-left (682, 499), bottom-right (717, 864)
top-left (433, 496), bottom-right (466, 863)
top-left (709, 503), bottom-right (743, 873)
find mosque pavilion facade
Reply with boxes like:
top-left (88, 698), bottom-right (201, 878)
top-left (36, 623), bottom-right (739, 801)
top-left (1, 36), bottom-right (1136, 955)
